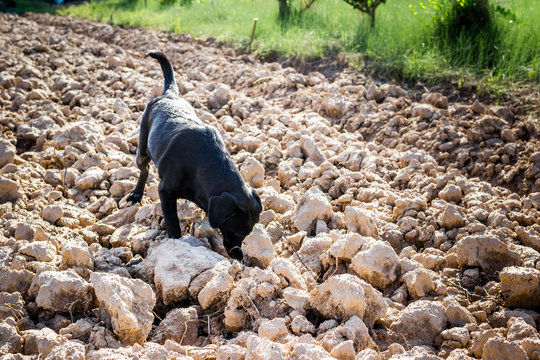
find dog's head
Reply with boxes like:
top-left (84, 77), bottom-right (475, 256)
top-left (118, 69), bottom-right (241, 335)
top-left (208, 189), bottom-right (262, 260)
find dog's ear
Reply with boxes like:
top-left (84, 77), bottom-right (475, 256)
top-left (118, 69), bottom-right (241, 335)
top-left (208, 192), bottom-right (240, 228)
top-left (251, 189), bottom-right (262, 214)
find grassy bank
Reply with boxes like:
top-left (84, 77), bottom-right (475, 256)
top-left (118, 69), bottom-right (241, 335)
top-left (6, 0), bottom-right (540, 93)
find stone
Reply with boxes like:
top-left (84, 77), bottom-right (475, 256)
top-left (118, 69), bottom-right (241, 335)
top-left (293, 235), bottom-right (333, 274)
top-left (294, 187), bottom-right (333, 232)
top-left (0, 140), bottom-right (15, 169)
top-left (198, 271), bottom-right (234, 310)
top-left (217, 344), bottom-right (246, 360)
top-left (351, 241), bottom-right (399, 289)
top-left (343, 316), bottom-right (376, 352)
top-left (500, 266), bottom-right (540, 310)
top-left (144, 237), bottom-right (225, 305)
top-left (42, 205), bottom-right (63, 224)
top-left (18, 241), bottom-right (56, 262)
top-left (208, 84), bottom-right (232, 109)
top-left (283, 287), bottom-right (310, 310)
top-left (356, 349), bottom-right (381, 360)
top-left (43, 340), bottom-right (86, 360)
top-left (401, 267), bottom-right (437, 298)
top-left (90, 272), bottom-right (156, 345)
top-left (241, 224), bottom-right (274, 268)
top-left (456, 233), bottom-right (521, 273)
top-left (152, 307), bottom-right (198, 345)
top-left (0, 319), bottom-right (23, 356)
top-left (328, 233), bottom-right (371, 262)
top-left (0, 269), bottom-right (34, 295)
top-left (330, 340), bottom-right (355, 360)
top-left (366, 84), bottom-right (384, 102)
top-left (310, 274), bottom-right (387, 326)
top-left (23, 328), bottom-right (67, 358)
top-left (245, 334), bottom-right (288, 360)
top-left (270, 257), bottom-right (306, 290)
top-left (439, 204), bottom-right (466, 229)
top-left (0, 176), bottom-right (19, 204)
top-left (482, 337), bottom-right (528, 360)
top-left (291, 314), bottom-right (315, 335)
top-left (412, 104), bottom-right (434, 119)
top-left (390, 300), bottom-right (447, 347)
top-left (292, 342), bottom-right (334, 360)
top-left (29, 270), bottom-right (92, 313)
top-left (445, 301), bottom-right (476, 327)
top-left (439, 184), bottom-right (463, 203)
top-left (344, 207), bottom-right (379, 238)
top-left (60, 241), bottom-right (94, 270)
top-left (507, 317), bottom-right (539, 341)
top-left (258, 318), bottom-right (288, 341)
top-left (240, 157), bottom-right (265, 188)
top-left (515, 226), bottom-right (540, 252)
top-left (74, 166), bottom-right (108, 190)
top-left (0, 292), bottom-right (24, 322)
top-left (441, 327), bottom-right (469, 347)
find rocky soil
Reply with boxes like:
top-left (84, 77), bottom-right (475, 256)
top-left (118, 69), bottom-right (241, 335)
top-left (1, 11), bottom-right (540, 360)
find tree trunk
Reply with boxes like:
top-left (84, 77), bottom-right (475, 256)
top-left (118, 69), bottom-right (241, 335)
top-left (279, 0), bottom-right (290, 20)
top-left (370, 11), bottom-right (375, 28)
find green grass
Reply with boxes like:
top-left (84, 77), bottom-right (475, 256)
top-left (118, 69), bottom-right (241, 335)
top-left (5, 0), bottom-right (539, 92)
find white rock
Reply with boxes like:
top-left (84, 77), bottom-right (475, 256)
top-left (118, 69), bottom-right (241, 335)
top-left (294, 187), bottom-right (333, 232)
top-left (44, 340), bottom-right (86, 360)
top-left (439, 184), bottom-right (463, 203)
top-left (90, 272), bottom-right (156, 345)
top-left (456, 233), bottom-right (521, 273)
top-left (240, 157), bottom-right (265, 188)
top-left (390, 300), bottom-right (447, 347)
top-left (42, 205), bottom-right (63, 224)
top-left (270, 257), bottom-right (306, 290)
top-left (259, 186), bottom-right (295, 214)
top-left (351, 241), bottom-right (399, 289)
top-left (198, 271), bottom-right (234, 310)
top-left (258, 317), bottom-right (288, 341)
top-left (217, 344), bottom-right (247, 360)
top-left (283, 287), bottom-right (310, 310)
top-left (439, 204), bottom-right (466, 229)
top-left (330, 339), bottom-right (355, 360)
top-left (242, 224), bottom-right (274, 268)
top-left (19, 241), bottom-right (56, 262)
top-left (293, 342), bottom-right (334, 360)
top-left (151, 307), bottom-right (198, 345)
top-left (0, 176), bottom-right (19, 203)
top-left (500, 266), bottom-right (540, 310)
top-left (145, 237), bottom-right (225, 305)
top-left (74, 166), bottom-right (108, 190)
top-left (23, 328), bottom-right (67, 358)
top-left (61, 241), bottom-right (94, 270)
top-left (401, 267), bottom-right (437, 298)
top-left (310, 274), bottom-right (387, 326)
top-left (291, 314), bottom-right (315, 335)
top-left (328, 233), bottom-right (372, 262)
top-left (344, 207), bottom-right (379, 238)
top-left (411, 104), bottom-right (434, 119)
top-left (0, 139), bottom-right (15, 168)
top-left (293, 235), bottom-right (333, 274)
top-left (29, 270), bottom-right (92, 313)
top-left (208, 84), bottom-right (232, 109)
top-left (245, 334), bottom-right (288, 360)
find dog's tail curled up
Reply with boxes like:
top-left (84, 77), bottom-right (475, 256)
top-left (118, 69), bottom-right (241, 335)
top-left (147, 50), bottom-right (179, 97)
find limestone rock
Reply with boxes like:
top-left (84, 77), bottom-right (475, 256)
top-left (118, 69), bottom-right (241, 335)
top-left (351, 241), bottom-right (399, 289)
top-left (439, 204), bottom-right (466, 229)
top-left (240, 156), bottom-right (265, 188)
top-left (61, 241), bottom-right (94, 270)
top-left (145, 237), bottom-right (225, 305)
top-left (0, 176), bottom-right (19, 204)
top-left (482, 337), bottom-right (528, 360)
top-left (310, 274), bottom-right (387, 326)
top-left (245, 334), bottom-right (288, 360)
top-left (18, 241), bottom-right (56, 262)
top-left (0, 319), bottom-right (23, 356)
top-left (29, 270), bottom-right (92, 313)
top-left (23, 328), bottom-right (67, 358)
top-left (456, 233), bottom-right (521, 273)
top-left (258, 318), bottom-right (288, 341)
top-left (152, 307), bottom-right (198, 345)
top-left (90, 272), bottom-right (156, 345)
top-left (43, 340), bottom-right (86, 360)
top-left (198, 271), bottom-right (234, 310)
top-left (390, 300), bottom-right (447, 347)
top-left (294, 187), bottom-right (333, 232)
top-left (500, 266), bottom-right (540, 310)
top-left (74, 166), bottom-right (108, 190)
top-left (0, 140), bottom-right (15, 169)
top-left (401, 267), bottom-right (437, 298)
top-left (217, 344), bottom-right (246, 360)
top-left (242, 224), bottom-right (274, 268)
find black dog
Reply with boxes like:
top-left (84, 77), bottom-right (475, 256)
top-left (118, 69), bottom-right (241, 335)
top-left (127, 51), bottom-right (262, 260)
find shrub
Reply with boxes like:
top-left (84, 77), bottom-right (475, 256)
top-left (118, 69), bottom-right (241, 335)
top-left (342, 0), bottom-right (387, 28)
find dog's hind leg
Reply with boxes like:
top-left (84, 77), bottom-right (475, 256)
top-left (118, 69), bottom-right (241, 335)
top-left (158, 183), bottom-right (181, 238)
top-left (127, 108), bottom-right (151, 203)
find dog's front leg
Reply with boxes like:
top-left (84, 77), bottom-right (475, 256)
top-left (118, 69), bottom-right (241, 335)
top-left (159, 184), bottom-right (181, 238)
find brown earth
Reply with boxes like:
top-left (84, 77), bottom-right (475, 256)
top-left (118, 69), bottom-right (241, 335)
top-left (0, 12), bottom-right (539, 360)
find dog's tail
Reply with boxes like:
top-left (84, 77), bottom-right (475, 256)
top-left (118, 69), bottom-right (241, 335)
top-left (147, 50), bottom-right (179, 96)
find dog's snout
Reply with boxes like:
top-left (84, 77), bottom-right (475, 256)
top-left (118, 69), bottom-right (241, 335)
top-left (229, 246), bottom-right (243, 261)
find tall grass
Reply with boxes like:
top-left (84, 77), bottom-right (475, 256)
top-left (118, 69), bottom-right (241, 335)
top-left (10, 0), bottom-right (539, 88)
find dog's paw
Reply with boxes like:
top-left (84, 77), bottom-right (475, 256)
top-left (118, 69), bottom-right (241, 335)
top-left (126, 191), bottom-right (143, 204)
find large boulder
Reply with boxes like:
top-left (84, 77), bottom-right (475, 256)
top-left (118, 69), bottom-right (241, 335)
top-left (151, 307), bottom-right (198, 345)
top-left (294, 187), bottom-right (334, 232)
top-left (144, 237), bottom-right (225, 305)
top-left (29, 270), bottom-right (92, 313)
top-left (90, 272), bottom-right (156, 345)
top-left (500, 266), bottom-right (540, 310)
top-left (390, 300), bottom-right (447, 347)
top-left (309, 274), bottom-right (387, 326)
top-left (351, 241), bottom-right (399, 289)
top-left (456, 233), bottom-right (521, 273)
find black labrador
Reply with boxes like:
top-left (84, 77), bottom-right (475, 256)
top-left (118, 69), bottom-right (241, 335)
top-left (127, 51), bottom-right (262, 260)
